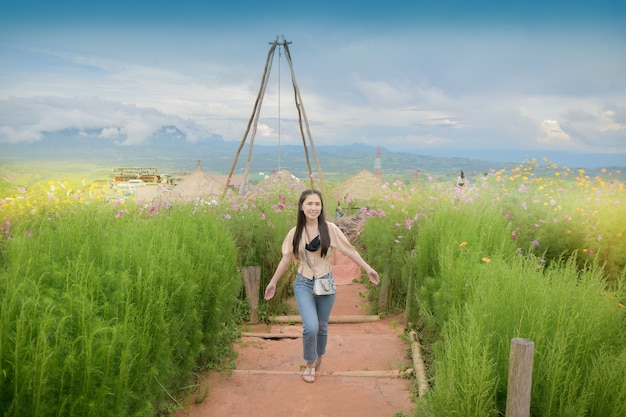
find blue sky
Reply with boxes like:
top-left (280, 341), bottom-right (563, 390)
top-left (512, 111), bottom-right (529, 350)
top-left (1, 1), bottom-right (625, 164)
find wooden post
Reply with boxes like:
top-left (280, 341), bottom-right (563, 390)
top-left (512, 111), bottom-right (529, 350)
top-left (404, 266), bottom-right (415, 330)
top-left (409, 330), bottom-right (429, 397)
top-left (377, 264), bottom-right (391, 312)
top-left (242, 266), bottom-right (261, 324)
top-left (506, 338), bottom-right (534, 417)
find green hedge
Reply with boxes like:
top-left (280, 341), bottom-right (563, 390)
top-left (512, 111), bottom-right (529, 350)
top-left (424, 255), bottom-right (626, 417)
top-left (0, 204), bottom-right (241, 417)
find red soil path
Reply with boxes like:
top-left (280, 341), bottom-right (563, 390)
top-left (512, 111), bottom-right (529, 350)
top-left (175, 252), bottom-right (414, 417)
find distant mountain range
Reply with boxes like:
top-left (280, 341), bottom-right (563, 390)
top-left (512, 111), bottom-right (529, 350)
top-left (1, 131), bottom-right (623, 182)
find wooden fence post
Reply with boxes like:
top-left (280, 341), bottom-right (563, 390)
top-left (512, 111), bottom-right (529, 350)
top-left (242, 266), bottom-right (261, 324)
top-left (377, 264), bottom-right (391, 312)
top-left (404, 261), bottom-right (414, 329)
top-left (506, 338), bottom-right (534, 417)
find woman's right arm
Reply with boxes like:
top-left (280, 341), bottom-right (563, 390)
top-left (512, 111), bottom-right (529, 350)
top-left (264, 228), bottom-right (297, 300)
top-left (264, 256), bottom-right (292, 300)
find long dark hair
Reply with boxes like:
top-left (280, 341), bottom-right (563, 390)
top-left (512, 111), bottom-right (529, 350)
top-left (292, 189), bottom-right (330, 259)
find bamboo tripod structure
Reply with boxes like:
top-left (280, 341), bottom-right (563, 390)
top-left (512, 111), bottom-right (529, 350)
top-left (223, 35), bottom-right (326, 197)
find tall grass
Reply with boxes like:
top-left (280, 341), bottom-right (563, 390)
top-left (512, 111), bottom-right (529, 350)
top-left (409, 201), bottom-right (516, 333)
top-left (352, 170), bottom-right (625, 416)
top-left (423, 254), bottom-right (626, 416)
top-left (218, 190), bottom-right (302, 317)
top-left (0, 203), bottom-right (241, 417)
top-left (1, 160), bottom-right (624, 416)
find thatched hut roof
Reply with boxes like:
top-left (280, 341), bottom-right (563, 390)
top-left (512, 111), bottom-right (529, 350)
top-left (244, 169), bottom-right (306, 199)
top-left (165, 160), bottom-right (224, 201)
top-left (330, 169), bottom-right (383, 202)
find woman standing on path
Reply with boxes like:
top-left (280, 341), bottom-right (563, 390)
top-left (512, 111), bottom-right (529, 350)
top-left (264, 189), bottom-right (380, 383)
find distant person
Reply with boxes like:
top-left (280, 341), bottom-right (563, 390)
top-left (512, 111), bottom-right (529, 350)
top-left (456, 170), bottom-right (466, 188)
top-left (334, 201), bottom-right (344, 219)
top-left (264, 189), bottom-right (380, 383)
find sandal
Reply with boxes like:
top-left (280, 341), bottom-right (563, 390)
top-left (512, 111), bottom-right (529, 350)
top-left (303, 363), bottom-right (316, 383)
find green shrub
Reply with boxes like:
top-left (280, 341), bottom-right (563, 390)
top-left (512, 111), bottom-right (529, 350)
top-left (421, 252), bottom-right (626, 417)
top-left (411, 201), bottom-right (515, 333)
top-left (0, 204), bottom-right (241, 417)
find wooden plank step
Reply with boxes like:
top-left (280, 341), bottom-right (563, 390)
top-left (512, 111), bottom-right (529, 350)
top-left (233, 369), bottom-right (413, 378)
top-left (241, 332), bottom-right (302, 339)
top-left (270, 314), bottom-right (380, 324)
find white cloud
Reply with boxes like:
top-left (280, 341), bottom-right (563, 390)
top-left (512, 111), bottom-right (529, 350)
top-left (402, 134), bottom-right (453, 147)
top-left (349, 73), bottom-right (449, 111)
top-left (0, 96), bottom-right (212, 145)
top-left (537, 119), bottom-right (576, 147)
top-left (255, 123), bottom-right (275, 138)
top-left (0, 24), bottom-right (624, 158)
top-left (0, 125), bottom-right (42, 143)
top-left (99, 127), bottom-right (121, 138)
top-left (599, 109), bottom-right (625, 133)
top-left (351, 75), bottom-right (413, 108)
top-left (120, 120), bottom-right (159, 145)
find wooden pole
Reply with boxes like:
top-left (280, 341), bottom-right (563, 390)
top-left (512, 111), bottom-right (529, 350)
top-left (377, 264), bottom-right (390, 312)
top-left (505, 338), bottom-right (534, 417)
top-left (409, 330), bottom-right (429, 397)
top-left (242, 266), bottom-right (261, 324)
top-left (223, 36), bottom-right (326, 197)
top-left (223, 37), bottom-right (279, 197)
top-left (404, 266), bottom-right (413, 330)
top-left (282, 36), bottom-right (326, 195)
top-left (242, 45), bottom-right (277, 193)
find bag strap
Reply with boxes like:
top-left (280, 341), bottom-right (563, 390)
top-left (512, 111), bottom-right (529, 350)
top-left (303, 249), bottom-right (317, 280)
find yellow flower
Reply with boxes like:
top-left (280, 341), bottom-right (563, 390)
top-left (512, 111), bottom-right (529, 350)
top-left (459, 242), bottom-right (468, 247)
top-left (482, 257), bottom-right (491, 263)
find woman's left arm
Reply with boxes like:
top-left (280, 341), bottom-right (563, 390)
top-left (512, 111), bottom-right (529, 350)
top-left (347, 250), bottom-right (380, 285)
top-left (330, 222), bottom-right (380, 285)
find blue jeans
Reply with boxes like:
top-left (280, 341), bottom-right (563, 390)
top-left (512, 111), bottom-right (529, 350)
top-left (294, 273), bottom-right (336, 362)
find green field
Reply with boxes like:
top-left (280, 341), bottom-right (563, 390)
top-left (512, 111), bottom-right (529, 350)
top-left (1, 156), bottom-right (625, 417)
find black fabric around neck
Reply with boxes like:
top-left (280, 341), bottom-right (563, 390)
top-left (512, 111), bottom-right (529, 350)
top-left (305, 235), bottom-right (320, 252)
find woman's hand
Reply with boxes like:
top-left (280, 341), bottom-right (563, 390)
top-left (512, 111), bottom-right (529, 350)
top-left (264, 282), bottom-right (277, 300)
top-left (367, 269), bottom-right (380, 285)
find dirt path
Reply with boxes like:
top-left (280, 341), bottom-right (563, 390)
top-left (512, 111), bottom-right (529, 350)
top-left (175, 252), bottom-right (415, 417)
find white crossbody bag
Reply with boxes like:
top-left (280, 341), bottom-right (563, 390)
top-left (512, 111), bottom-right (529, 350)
top-left (303, 250), bottom-right (336, 296)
